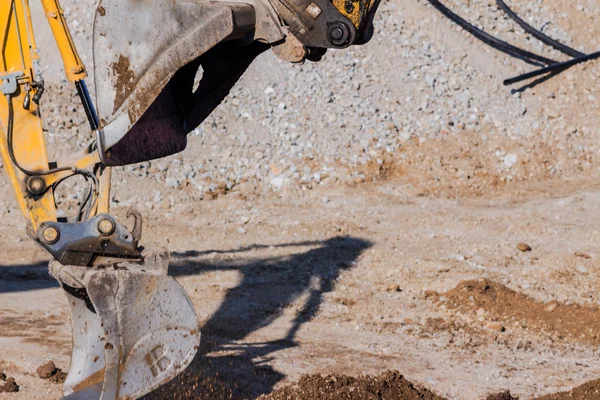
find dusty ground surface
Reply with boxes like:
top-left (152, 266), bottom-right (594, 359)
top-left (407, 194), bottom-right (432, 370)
top-left (5, 177), bottom-right (600, 399)
top-left (3, 0), bottom-right (600, 399)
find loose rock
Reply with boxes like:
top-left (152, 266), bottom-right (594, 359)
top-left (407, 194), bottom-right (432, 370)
top-left (486, 390), bottom-right (519, 400)
top-left (36, 361), bottom-right (67, 384)
top-left (544, 301), bottom-right (559, 313)
top-left (36, 361), bottom-right (57, 379)
top-left (0, 377), bottom-right (19, 393)
top-left (517, 243), bottom-right (532, 252)
top-left (485, 322), bottom-right (505, 332)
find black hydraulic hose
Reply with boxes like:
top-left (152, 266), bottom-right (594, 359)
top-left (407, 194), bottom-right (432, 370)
top-left (5, 94), bottom-right (99, 220)
top-left (426, 0), bottom-right (557, 67)
top-left (75, 80), bottom-right (99, 131)
top-left (510, 68), bottom-right (566, 94)
top-left (6, 94), bottom-right (76, 177)
top-left (504, 50), bottom-right (600, 85)
top-left (496, 0), bottom-right (584, 58)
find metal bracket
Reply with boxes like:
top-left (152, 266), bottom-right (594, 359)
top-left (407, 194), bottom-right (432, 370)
top-left (0, 72), bottom-right (24, 95)
top-left (273, 0), bottom-right (357, 49)
top-left (35, 213), bottom-right (142, 266)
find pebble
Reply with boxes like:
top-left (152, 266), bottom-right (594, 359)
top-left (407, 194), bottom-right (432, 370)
top-left (517, 243), bottom-right (532, 252)
top-left (270, 175), bottom-right (286, 190)
top-left (0, 377), bottom-right (18, 393)
top-left (165, 178), bottom-right (178, 188)
top-left (544, 301), bottom-right (559, 313)
top-left (503, 154), bottom-right (518, 168)
top-left (159, 199), bottom-right (171, 210)
top-left (269, 163), bottom-right (283, 176)
top-left (576, 265), bottom-right (588, 274)
top-left (485, 322), bottom-right (505, 332)
top-left (37, 361), bottom-right (57, 379)
top-left (385, 284), bottom-right (402, 292)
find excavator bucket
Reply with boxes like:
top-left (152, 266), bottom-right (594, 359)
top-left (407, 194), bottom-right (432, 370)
top-left (49, 248), bottom-right (200, 399)
top-left (91, 0), bottom-right (273, 166)
top-left (47, 1), bottom-right (271, 398)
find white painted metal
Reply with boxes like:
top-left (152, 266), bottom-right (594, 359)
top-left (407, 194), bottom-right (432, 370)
top-left (50, 248), bottom-right (200, 400)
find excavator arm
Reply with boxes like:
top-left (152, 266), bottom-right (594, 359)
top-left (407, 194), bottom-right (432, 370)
top-left (0, 0), bottom-right (380, 398)
top-left (1, 0), bottom-right (140, 266)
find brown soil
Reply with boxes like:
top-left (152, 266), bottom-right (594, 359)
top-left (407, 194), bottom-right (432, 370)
top-left (48, 370), bottom-right (67, 384)
top-left (145, 373), bottom-right (600, 400)
top-left (258, 371), bottom-right (445, 400)
top-left (428, 279), bottom-right (600, 345)
top-left (146, 373), bottom-right (235, 400)
top-left (36, 361), bottom-right (56, 379)
top-left (0, 314), bottom-right (69, 348)
top-left (0, 377), bottom-right (19, 393)
top-left (535, 378), bottom-right (600, 400)
top-left (487, 391), bottom-right (519, 400)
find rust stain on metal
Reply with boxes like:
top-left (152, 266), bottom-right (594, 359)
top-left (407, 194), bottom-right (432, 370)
top-left (72, 368), bottom-right (105, 392)
top-left (137, 277), bottom-right (158, 304)
top-left (125, 74), bottom-right (165, 125)
top-left (111, 55), bottom-right (136, 114)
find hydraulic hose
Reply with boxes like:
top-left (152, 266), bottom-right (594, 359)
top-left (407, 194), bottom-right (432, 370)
top-left (426, 0), bottom-right (557, 67)
top-left (496, 0), bottom-right (584, 58)
top-left (504, 51), bottom-right (600, 85)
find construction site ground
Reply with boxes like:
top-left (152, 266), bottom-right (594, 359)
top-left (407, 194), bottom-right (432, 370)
top-left (3, 0), bottom-right (600, 399)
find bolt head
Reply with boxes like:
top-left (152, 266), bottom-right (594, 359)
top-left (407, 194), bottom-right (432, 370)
top-left (98, 218), bottom-right (115, 236)
top-left (327, 22), bottom-right (352, 47)
top-left (27, 176), bottom-right (46, 195)
top-left (41, 226), bottom-right (59, 244)
top-left (331, 27), bottom-right (344, 40)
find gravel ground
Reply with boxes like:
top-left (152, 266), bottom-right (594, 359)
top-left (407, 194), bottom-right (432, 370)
top-left (28, 0), bottom-right (600, 209)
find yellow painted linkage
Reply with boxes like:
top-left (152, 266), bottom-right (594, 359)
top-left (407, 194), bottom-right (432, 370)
top-left (0, 0), bottom-right (56, 232)
top-left (40, 0), bottom-right (87, 82)
top-left (0, 0), bottom-right (99, 237)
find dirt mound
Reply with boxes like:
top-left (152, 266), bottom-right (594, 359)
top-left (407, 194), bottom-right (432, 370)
top-left (144, 374), bottom-right (235, 400)
top-left (430, 279), bottom-right (600, 345)
top-left (535, 378), bottom-right (600, 400)
top-left (258, 371), bottom-right (446, 400)
top-left (487, 391), bottom-right (519, 400)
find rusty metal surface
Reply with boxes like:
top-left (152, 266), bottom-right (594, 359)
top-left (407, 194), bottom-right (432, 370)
top-left (50, 248), bottom-right (200, 400)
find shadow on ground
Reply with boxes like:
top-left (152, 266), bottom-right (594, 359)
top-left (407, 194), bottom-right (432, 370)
top-left (145, 236), bottom-right (372, 399)
top-left (0, 237), bottom-right (371, 399)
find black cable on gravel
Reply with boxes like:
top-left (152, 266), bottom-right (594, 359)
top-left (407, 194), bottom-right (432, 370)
top-left (426, 0), bottom-right (557, 67)
top-left (427, 0), bottom-right (600, 91)
top-left (496, 0), bottom-right (584, 58)
top-left (504, 51), bottom-right (600, 86)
